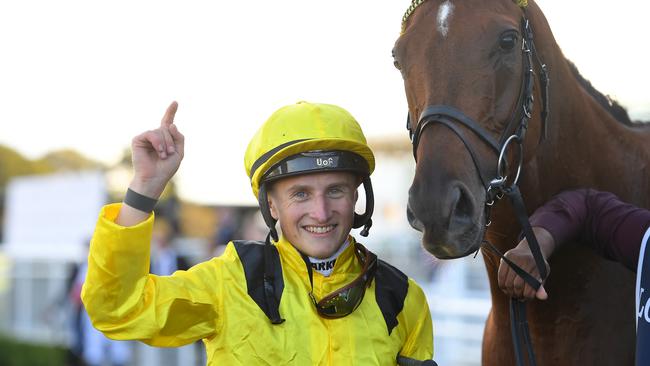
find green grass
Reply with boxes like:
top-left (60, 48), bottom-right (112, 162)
top-left (0, 334), bottom-right (67, 366)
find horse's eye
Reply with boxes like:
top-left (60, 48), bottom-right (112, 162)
top-left (499, 33), bottom-right (518, 51)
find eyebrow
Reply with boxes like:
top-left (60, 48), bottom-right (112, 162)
top-left (286, 181), bottom-right (353, 194)
top-left (287, 184), bottom-right (311, 194)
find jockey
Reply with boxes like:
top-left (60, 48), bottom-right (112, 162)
top-left (498, 189), bottom-right (650, 366)
top-left (81, 101), bottom-right (433, 365)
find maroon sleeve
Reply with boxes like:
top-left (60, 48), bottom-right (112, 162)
top-left (529, 189), bottom-right (650, 272)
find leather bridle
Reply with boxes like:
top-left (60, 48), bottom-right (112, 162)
top-left (407, 15), bottom-right (549, 190)
top-left (406, 11), bottom-right (550, 366)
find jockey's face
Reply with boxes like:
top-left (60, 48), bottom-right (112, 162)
top-left (268, 171), bottom-right (358, 259)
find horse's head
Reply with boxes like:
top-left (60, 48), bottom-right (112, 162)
top-left (393, 0), bottom-right (549, 258)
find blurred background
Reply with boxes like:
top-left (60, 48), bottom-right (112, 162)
top-left (0, 1), bottom-right (647, 365)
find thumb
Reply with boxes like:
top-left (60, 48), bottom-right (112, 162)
top-left (536, 285), bottom-right (548, 301)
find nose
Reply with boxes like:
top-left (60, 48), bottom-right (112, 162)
top-left (310, 194), bottom-right (331, 223)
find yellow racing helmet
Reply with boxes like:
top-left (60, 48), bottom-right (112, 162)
top-left (244, 101), bottom-right (376, 240)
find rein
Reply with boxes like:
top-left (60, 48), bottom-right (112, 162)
top-left (406, 10), bottom-right (550, 366)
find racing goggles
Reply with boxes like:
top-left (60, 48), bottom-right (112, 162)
top-left (306, 243), bottom-right (378, 319)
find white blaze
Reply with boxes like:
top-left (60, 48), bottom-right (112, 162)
top-left (437, 0), bottom-right (454, 37)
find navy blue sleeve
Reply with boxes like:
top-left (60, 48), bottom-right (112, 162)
top-left (529, 189), bottom-right (650, 272)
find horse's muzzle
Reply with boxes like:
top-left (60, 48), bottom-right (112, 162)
top-left (407, 182), bottom-right (485, 258)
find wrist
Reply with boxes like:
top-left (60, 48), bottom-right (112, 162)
top-left (531, 226), bottom-right (556, 260)
top-left (128, 178), bottom-right (166, 200)
top-left (124, 188), bottom-right (158, 213)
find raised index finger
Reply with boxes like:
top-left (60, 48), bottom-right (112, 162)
top-left (161, 101), bottom-right (179, 128)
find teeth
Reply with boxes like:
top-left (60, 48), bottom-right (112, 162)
top-left (305, 225), bottom-right (334, 234)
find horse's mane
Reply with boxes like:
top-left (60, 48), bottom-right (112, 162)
top-left (566, 60), bottom-right (646, 126)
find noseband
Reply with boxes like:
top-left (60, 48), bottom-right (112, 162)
top-left (406, 11), bottom-right (550, 366)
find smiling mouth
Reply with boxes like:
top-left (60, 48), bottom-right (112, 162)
top-left (304, 225), bottom-right (336, 234)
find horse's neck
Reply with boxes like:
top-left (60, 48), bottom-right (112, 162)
top-left (523, 5), bottom-right (650, 209)
top-left (486, 58), bottom-right (650, 251)
top-left (535, 63), bottom-right (650, 207)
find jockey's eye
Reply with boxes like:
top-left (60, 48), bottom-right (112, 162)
top-left (499, 32), bottom-right (518, 51)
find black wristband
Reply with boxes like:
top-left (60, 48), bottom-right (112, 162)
top-left (124, 188), bottom-right (158, 213)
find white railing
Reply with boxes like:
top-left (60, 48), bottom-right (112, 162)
top-left (424, 256), bottom-right (492, 366)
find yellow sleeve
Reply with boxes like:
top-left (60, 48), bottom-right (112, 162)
top-left (81, 203), bottom-right (220, 347)
top-left (399, 278), bottom-right (434, 361)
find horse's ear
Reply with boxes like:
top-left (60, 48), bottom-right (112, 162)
top-left (514, 0), bottom-right (528, 7)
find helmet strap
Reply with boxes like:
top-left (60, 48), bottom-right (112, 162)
top-left (258, 183), bottom-right (279, 242)
top-left (353, 176), bottom-right (374, 237)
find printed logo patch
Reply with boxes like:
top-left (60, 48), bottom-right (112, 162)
top-left (312, 259), bottom-right (336, 272)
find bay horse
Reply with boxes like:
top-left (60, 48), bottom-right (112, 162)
top-left (392, 0), bottom-right (650, 365)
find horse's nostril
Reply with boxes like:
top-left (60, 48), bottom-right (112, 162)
top-left (449, 185), bottom-right (474, 228)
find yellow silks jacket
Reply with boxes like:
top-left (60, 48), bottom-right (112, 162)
top-left (82, 204), bottom-right (433, 365)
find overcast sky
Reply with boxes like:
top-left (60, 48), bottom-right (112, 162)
top-left (1, 0), bottom-right (648, 205)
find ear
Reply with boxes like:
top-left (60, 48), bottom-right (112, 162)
top-left (267, 192), bottom-right (280, 220)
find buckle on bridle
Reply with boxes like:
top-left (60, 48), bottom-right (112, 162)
top-left (496, 134), bottom-right (524, 187)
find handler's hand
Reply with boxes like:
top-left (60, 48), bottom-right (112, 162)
top-left (129, 101), bottom-right (185, 199)
top-left (497, 227), bottom-right (554, 301)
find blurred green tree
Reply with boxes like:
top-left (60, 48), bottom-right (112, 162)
top-left (36, 149), bottom-right (104, 172)
top-left (0, 145), bottom-right (53, 189)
